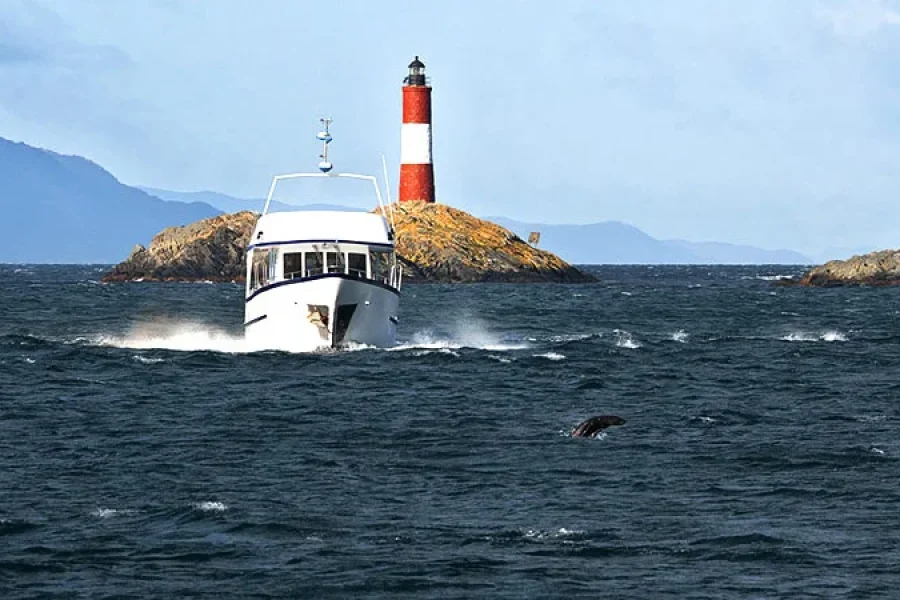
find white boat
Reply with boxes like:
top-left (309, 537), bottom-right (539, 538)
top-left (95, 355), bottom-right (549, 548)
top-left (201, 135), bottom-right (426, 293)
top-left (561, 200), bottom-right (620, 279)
top-left (244, 119), bottom-right (402, 351)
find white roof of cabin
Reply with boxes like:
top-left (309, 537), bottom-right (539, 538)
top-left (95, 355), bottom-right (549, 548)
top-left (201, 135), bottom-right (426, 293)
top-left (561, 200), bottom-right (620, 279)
top-left (251, 211), bottom-right (393, 247)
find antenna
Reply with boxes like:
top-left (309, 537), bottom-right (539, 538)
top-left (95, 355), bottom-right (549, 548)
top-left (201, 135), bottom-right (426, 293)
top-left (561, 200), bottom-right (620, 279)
top-left (381, 154), bottom-right (396, 233)
top-left (316, 117), bottom-right (333, 173)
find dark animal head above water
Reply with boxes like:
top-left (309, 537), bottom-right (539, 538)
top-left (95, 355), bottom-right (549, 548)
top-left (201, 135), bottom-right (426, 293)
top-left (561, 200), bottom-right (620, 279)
top-left (572, 415), bottom-right (626, 438)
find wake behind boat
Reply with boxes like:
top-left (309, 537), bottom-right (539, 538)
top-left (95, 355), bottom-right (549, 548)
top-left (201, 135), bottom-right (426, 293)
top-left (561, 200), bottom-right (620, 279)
top-left (243, 119), bottom-right (402, 351)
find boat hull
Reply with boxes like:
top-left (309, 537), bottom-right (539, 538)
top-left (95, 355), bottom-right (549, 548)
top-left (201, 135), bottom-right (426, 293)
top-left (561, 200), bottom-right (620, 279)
top-left (244, 275), bottom-right (399, 351)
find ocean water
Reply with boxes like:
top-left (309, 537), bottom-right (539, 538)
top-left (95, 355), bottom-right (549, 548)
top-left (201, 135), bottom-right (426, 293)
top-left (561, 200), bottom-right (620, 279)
top-left (2, 264), bottom-right (899, 598)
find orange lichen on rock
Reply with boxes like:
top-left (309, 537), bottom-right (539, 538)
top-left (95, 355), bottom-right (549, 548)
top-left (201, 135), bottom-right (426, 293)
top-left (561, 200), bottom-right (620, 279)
top-left (101, 212), bottom-right (258, 282)
top-left (379, 202), bottom-right (594, 283)
top-left (799, 249), bottom-right (900, 286)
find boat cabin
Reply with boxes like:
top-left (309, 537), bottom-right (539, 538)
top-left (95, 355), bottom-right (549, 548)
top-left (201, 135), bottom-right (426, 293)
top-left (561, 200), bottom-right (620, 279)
top-left (248, 242), bottom-right (399, 293)
top-left (245, 211), bottom-right (401, 296)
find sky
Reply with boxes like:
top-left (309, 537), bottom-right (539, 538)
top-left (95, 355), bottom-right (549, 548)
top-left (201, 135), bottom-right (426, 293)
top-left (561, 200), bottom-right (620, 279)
top-left (1, 0), bottom-right (900, 257)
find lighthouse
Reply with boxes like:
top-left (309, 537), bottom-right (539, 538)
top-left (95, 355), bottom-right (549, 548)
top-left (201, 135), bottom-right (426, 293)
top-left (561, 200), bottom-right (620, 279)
top-left (399, 56), bottom-right (435, 203)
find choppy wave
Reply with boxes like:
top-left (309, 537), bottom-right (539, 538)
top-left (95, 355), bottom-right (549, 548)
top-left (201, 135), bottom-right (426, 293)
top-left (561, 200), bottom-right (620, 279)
top-left (523, 527), bottom-right (585, 541)
top-left (92, 508), bottom-right (137, 518)
top-left (671, 329), bottom-right (689, 343)
top-left (195, 501), bottom-right (228, 512)
top-left (4, 264), bottom-right (900, 598)
top-left (754, 274), bottom-right (795, 281)
top-left (85, 318), bottom-right (532, 355)
top-left (781, 330), bottom-right (848, 343)
top-left (394, 321), bottom-right (528, 352)
top-left (132, 355), bottom-right (165, 364)
top-left (546, 333), bottom-right (595, 343)
top-left (534, 352), bottom-right (566, 361)
top-left (96, 320), bottom-right (248, 353)
top-left (614, 329), bottom-right (642, 349)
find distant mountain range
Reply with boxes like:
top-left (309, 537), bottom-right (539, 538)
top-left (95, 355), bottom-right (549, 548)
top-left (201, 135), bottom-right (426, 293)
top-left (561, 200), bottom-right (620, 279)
top-left (149, 190), bottom-right (811, 264)
top-left (485, 218), bottom-right (811, 265)
top-left (139, 187), bottom-right (362, 215)
top-left (0, 137), bottom-right (221, 263)
top-left (1, 136), bottom-right (811, 264)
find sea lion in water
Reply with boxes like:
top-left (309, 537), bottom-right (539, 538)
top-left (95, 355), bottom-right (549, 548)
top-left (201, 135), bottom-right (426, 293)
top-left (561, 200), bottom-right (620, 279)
top-left (572, 415), bottom-right (626, 438)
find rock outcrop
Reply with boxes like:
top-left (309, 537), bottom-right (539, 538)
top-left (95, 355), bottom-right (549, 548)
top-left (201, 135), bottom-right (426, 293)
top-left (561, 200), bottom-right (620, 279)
top-left (102, 204), bottom-right (596, 284)
top-left (799, 249), bottom-right (900, 286)
top-left (102, 212), bottom-right (257, 282)
top-left (379, 202), bottom-right (593, 283)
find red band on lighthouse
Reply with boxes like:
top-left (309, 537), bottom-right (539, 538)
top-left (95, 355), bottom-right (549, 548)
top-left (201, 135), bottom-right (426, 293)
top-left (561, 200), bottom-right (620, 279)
top-left (399, 56), bottom-right (435, 203)
top-left (402, 86), bottom-right (432, 123)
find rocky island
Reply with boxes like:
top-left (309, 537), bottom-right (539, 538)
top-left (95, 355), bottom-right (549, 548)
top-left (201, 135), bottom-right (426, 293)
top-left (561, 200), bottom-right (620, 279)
top-left (798, 249), bottom-right (900, 286)
top-left (101, 204), bottom-right (595, 284)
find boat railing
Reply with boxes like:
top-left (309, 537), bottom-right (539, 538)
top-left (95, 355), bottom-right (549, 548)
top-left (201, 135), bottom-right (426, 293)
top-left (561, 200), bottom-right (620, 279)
top-left (262, 172), bottom-right (392, 224)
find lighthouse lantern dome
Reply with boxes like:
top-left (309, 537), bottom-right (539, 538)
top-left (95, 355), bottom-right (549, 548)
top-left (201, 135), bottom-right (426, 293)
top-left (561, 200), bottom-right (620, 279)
top-left (405, 56), bottom-right (426, 86)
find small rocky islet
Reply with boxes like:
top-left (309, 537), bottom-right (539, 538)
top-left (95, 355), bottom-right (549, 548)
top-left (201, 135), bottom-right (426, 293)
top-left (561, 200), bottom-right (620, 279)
top-left (795, 249), bottom-right (900, 287)
top-left (101, 203), bottom-right (596, 284)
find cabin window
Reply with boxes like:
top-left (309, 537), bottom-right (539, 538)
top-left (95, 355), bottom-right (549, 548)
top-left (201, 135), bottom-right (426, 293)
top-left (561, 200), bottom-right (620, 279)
top-left (284, 253), bottom-right (303, 279)
top-left (325, 251), bottom-right (344, 274)
top-left (369, 249), bottom-right (393, 284)
top-left (250, 248), bottom-right (276, 291)
top-left (305, 251), bottom-right (323, 276)
top-left (268, 249), bottom-right (277, 281)
top-left (347, 253), bottom-right (367, 278)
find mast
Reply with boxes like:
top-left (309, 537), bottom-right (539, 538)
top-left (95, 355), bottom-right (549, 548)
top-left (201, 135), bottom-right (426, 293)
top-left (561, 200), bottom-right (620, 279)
top-left (316, 117), bottom-right (333, 173)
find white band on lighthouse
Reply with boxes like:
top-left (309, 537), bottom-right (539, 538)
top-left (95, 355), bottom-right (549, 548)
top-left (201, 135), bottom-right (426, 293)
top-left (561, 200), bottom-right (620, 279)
top-left (400, 123), bottom-right (432, 165)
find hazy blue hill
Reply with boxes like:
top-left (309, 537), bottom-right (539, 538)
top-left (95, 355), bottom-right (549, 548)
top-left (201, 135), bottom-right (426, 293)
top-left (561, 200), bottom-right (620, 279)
top-left (663, 240), bottom-right (810, 265)
top-left (491, 217), bottom-right (811, 264)
top-left (140, 187), bottom-right (366, 214)
top-left (1, 137), bottom-right (221, 263)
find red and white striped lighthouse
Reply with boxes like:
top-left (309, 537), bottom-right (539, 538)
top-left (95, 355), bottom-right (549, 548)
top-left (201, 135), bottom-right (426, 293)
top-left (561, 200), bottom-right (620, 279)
top-left (399, 56), bottom-right (435, 203)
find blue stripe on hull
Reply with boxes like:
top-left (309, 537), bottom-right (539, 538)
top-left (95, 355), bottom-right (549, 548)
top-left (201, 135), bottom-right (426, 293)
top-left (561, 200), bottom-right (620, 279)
top-left (245, 273), bottom-right (401, 303)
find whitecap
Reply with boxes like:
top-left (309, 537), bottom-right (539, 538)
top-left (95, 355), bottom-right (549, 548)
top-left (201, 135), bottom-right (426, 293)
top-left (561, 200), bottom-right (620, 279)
top-left (23, 357), bottom-right (36, 364)
top-left (92, 507), bottom-right (134, 518)
top-left (343, 342), bottom-right (376, 352)
top-left (547, 333), bottom-right (593, 343)
top-left (132, 355), bottom-right (164, 364)
top-left (195, 501), bottom-right (227, 512)
top-left (621, 291), bottom-right (633, 296)
top-left (781, 331), bottom-right (847, 343)
top-left (534, 352), bottom-right (565, 361)
top-left (95, 321), bottom-right (246, 353)
top-left (757, 274), bottom-right (794, 281)
top-left (697, 416), bottom-right (716, 424)
top-left (524, 527), bottom-right (584, 540)
top-left (395, 324), bottom-right (528, 352)
top-left (671, 330), bottom-right (689, 343)
top-left (821, 331), bottom-right (847, 342)
top-left (488, 355), bottom-right (512, 364)
top-left (781, 332), bottom-right (819, 342)
top-left (613, 329), bottom-right (641, 349)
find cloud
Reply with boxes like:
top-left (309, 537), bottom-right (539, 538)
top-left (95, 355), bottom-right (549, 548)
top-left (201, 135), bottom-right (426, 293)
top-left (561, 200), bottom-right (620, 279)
top-left (0, 41), bottom-right (43, 64)
top-left (819, 0), bottom-right (900, 36)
